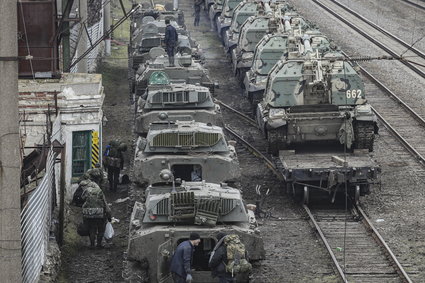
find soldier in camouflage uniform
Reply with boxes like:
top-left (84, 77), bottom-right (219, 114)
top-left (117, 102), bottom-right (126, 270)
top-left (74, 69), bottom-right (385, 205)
top-left (80, 163), bottom-right (106, 190)
top-left (103, 140), bottom-right (127, 192)
top-left (193, 0), bottom-right (202, 26)
top-left (81, 181), bottom-right (111, 247)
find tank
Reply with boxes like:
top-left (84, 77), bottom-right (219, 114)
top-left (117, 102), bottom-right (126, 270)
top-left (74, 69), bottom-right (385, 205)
top-left (231, 13), bottom-right (274, 82)
top-left (135, 49), bottom-right (216, 97)
top-left (135, 71), bottom-right (222, 135)
top-left (216, 0), bottom-right (243, 40)
top-left (224, 0), bottom-right (259, 52)
top-left (133, 121), bottom-right (241, 186)
top-left (244, 23), bottom-right (330, 108)
top-left (256, 44), bottom-right (377, 155)
top-left (125, 181), bottom-right (265, 282)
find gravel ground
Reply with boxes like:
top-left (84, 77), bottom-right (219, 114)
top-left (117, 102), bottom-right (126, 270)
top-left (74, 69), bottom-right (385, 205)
top-left (287, 0), bottom-right (425, 280)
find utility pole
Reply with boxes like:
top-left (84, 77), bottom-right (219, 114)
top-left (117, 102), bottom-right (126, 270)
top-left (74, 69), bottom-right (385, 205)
top-left (104, 0), bottom-right (111, 56)
top-left (62, 0), bottom-right (71, 71)
top-left (0, 0), bottom-right (23, 281)
top-left (76, 0), bottom-right (88, 72)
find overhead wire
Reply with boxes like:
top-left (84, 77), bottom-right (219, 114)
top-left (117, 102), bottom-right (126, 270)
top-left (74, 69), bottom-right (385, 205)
top-left (18, 1), bottom-right (35, 79)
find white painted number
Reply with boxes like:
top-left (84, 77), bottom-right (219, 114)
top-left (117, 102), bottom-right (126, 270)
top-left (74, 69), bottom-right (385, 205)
top-left (346, 89), bottom-right (362, 99)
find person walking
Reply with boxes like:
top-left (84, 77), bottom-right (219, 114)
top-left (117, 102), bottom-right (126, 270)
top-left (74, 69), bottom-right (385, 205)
top-left (164, 19), bottom-right (178, 67)
top-left (81, 181), bottom-right (111, 248)
top-left (209, 232), bottom-right (235, 283)
top-left (103, 140), bottom-right (127, 192)
top-left (193, 0), bottom-right (202, 26)
top-left (170, 232), bottom-right (201, 283)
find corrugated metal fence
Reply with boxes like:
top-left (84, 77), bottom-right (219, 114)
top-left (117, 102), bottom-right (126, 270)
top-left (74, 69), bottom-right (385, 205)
top-left (21, 148), bottom-right (57, 283)
top-left (70, 12), bottom-right (104, 73)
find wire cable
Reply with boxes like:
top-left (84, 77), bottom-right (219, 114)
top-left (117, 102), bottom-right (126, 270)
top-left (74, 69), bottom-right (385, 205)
top-left (18, 1), bottom-right (35, 79)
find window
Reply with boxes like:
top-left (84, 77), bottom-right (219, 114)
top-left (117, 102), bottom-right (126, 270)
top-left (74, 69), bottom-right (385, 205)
top-left (72, 131), bottom-right (91, 179)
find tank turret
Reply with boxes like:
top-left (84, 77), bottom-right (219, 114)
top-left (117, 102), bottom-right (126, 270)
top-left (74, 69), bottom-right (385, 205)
top-left (135, 71), bottom-right (222, 135)
top-left (134, 121), bottom-right (241, 185)
top-left (224, 0), bottom-right (259, 52)
top-left (256, 47), bottom-right (377, 154)
top-left (216, 0), bottom-right (244, 40)
top-left (126, 181), bottom-right (265, 282)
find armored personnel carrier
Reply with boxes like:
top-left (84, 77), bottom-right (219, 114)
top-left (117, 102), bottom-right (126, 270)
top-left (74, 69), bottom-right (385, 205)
top-left (134, 121), bottom-right (241, 186)
top-left (135, 71), bottom-right (222, 135)
top-left (256, 39), bottom-right (377, 155)
top-left (126, 181), bottom-right (265, 282)
top-left (216, 0), bottom-right (243, 40)
top-left (224, 0), bottom-right (259, 52)
top-left (135, 48), bottom-right (216, 97)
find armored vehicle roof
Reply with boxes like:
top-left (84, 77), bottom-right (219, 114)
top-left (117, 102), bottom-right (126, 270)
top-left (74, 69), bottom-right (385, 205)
top-left (230, 1), bottom-right (258, 33)
top-left (143, 121), bottom-right (229, 153)
top-left (143, 181), bottom-right (249, 225)
top-left (143, 84), bottom-right (215, 110)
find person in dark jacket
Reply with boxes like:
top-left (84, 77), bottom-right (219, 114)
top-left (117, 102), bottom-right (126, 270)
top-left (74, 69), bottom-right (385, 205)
top-left (170, 232), bottom-right (201, 283)
top-left (193, 0), bottom-right (202, 26)
top-left (209, 232), bottom-right (235, 283)
top-left (164, 19), bottom-right (178, 67)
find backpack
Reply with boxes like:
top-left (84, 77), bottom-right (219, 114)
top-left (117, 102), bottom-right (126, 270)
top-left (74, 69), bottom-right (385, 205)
top-left (224, 234), bottom-right (252, 276)
top-left (82, 185), bottom-right (105, 218)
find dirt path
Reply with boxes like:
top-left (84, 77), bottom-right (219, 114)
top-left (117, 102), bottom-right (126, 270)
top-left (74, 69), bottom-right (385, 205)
top-left (58, 1), bottom-right (134, 282)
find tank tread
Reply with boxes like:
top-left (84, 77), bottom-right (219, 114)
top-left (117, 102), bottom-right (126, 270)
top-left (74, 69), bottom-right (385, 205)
top-left (354, 121), bottom-right (375, 152)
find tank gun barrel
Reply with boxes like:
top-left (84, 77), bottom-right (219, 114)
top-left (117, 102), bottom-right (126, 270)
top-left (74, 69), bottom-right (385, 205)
top-left (283, 15), bottom-right (292, 33)
top-left (302, 34), bottom-right (313, 54)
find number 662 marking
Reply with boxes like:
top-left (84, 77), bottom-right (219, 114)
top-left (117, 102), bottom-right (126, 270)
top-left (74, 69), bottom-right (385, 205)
top-left (346, 89), bottom-right (362, 99)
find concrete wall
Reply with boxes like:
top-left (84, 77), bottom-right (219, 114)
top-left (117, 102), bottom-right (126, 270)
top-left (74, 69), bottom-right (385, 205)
top-left (18, 73), bottom-right (105, 200)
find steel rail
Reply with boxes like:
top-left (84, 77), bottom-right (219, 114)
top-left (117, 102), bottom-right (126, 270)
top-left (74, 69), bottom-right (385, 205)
top-left (371, 106), bottom-right (425, 165)
top-left (331, 0), bottom-right (425, 60)
top-left (399, 0), bottom-right (425, 10)
top-left (214, 99), bottom-right (258, 126)
top-left (355, 205), bottom-right (413, 283)
top-left (302, 204), bottom-right (348, 282)
top-left (312, 0), bottom-right (425, 78)
top-left (224, 125), bottom-right (283, 180)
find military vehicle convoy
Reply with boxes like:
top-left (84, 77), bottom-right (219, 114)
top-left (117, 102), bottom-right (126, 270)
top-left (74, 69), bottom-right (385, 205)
top-left (133, 121), bottom-right (241, 186)
top-left (256, 41), bottom-right (377, 155)
top-left (124, 5), bottom-right (268, 283)
top-left (135, 71), bottom-right (222, 135)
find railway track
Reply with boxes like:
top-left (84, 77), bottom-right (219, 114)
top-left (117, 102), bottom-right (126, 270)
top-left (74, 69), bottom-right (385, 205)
top-left (303, 204), bottom-right (412, 283)
top-left (219, 101), bottom-right (413, 282)
top-left (312, 0), bottom-right (425, 78)
top-left (400, 0), bottom-right (425, 10)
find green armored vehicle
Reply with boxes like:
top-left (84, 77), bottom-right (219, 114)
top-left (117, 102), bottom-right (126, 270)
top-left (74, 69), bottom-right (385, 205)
top-left (125, 181), bottom-right (265, 282)
top-left (224, 0), bottom-right (259, 52)
top-left (216, 0), bottom-right (244, 40)
top-left (244, 23), bottom-right (329, 108)
top-left (135, 71), bottom-right (222, 135)
top-left (231, 2), bottom-right (293, 82)
top-left (256, 40), bottom-right (377, 155)
top-left (134, 121), bottom-right (241, 186)
top-left (135, 48), bottom-right (216, 97)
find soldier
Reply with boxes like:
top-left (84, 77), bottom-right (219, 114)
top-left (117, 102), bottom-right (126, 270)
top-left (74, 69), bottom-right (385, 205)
top-left (81, 181), bottom-right (111, 248)
top-left (80, 163), bottom-right (106, 190)
top-left (193, 0), bottom-right (202, 26)
top-left (164, 19), bottom-right (178, 67)
top-left (103, 140), bottom-right (127, 192)
top-left (170, 232), bottom-right (201, 283)
top-left (209, 232), bottom-right (234, 283)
